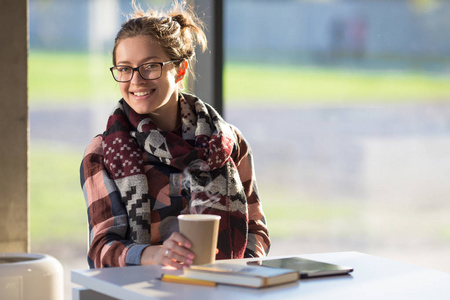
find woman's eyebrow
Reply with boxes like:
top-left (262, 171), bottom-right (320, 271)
top-left (116, 56), bottom-right (162, 65)
top-left (116, 61), bottom-right (131, 66)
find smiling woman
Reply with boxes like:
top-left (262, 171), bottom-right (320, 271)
top-left (112, 35), bottom-right (183, 130)
top-left (79, 0), bottom-right (270, 270)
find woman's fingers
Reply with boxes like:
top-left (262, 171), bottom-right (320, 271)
top-left (162, 248), bottom-right (185, 269)
top-left (165, 239), bottom-right (194, 258)
top-left (160, 232), bottom-right (195, 268)
top-left (163, 247), bottom-right (193, 267)
top-left (168, 232), bottom-right (192, 248)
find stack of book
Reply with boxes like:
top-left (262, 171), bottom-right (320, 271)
top-left (162, 263), bottom-right (299, 288)
top-left (162, 257), bottom-right (353, 288)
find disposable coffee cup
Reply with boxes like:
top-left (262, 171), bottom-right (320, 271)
top-left (178, 214), bottom-right (221, 265)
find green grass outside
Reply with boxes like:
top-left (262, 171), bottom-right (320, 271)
top-left (28, 51), bottom-right (118, 103)
top-left (225, 63), bottom-right (450, 103)
top-left (29, 51), bottom-right (450, 105)
top-left (259, 186), bottom-right (360, 238)
top-left (30, 143), bottom-right (87, 243)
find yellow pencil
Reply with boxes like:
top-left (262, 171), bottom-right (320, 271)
top-left (161, 274), bottom-right (217, 287)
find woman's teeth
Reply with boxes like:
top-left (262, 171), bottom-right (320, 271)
top-left (134, 91), bottom-right (152, 96)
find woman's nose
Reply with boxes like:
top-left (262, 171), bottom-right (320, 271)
top-left (130, 69), bottom-right (146, 84)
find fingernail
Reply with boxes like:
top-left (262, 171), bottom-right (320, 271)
top-left (188, 253), bottom-right (194, 259)
top-left (186, 259), bottom-right (193, 264)
top-left (184, 242), bottom-right (191, 248)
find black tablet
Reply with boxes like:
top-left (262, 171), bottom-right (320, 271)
top-left (247, 257), bottom-right (353, 278)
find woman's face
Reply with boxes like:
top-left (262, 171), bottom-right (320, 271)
top-left (114, 35), bottom-right (184, 119)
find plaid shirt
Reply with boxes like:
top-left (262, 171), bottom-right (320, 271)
top-left (80, 126), bottom-right (270, 268)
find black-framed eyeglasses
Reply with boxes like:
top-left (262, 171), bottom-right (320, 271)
top-left (110, 60), bottom-right (181, 82)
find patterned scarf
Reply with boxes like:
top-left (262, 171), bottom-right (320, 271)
top-left (102, 93), bottom-right (248, 259)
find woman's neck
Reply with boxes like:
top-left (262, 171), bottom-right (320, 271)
top-left (148, 94), bottom-right (180, 131)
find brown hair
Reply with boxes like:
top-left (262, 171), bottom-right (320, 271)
top-left (112, 0), bottom-right (207, 81)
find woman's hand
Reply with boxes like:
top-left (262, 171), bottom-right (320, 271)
top-left (141, 232), bottom-right (195, 269)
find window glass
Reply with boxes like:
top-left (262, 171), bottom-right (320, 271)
top-left (29, 0), bottom-right (450, 297)
top-left (223, 0), bottom-right (450, 271)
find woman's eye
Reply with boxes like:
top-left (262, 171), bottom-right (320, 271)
top-left (144, 64), bottom-right (158, 70)
top-left (118, 67), bottom-right (131, 73)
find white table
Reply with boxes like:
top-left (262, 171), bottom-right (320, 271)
top-left (71, 251), bottom-right (450, 300)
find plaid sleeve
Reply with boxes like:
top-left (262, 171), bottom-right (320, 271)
top-left (80, 135), bottom-right (149, 268)
top-left (231, 126), bottom-right (271, 258)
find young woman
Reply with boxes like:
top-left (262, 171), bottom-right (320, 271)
top-left (80, 1), bottom-right (270, 269)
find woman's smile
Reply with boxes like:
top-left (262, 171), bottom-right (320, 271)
top-left (132, 90), bottom-right (154, 97)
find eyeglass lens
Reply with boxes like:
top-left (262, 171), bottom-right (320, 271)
top-left (112, 63), bottom-right (161, 82)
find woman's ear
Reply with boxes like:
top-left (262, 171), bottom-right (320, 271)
top-left (175, 60), bottom-right (188, 83)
